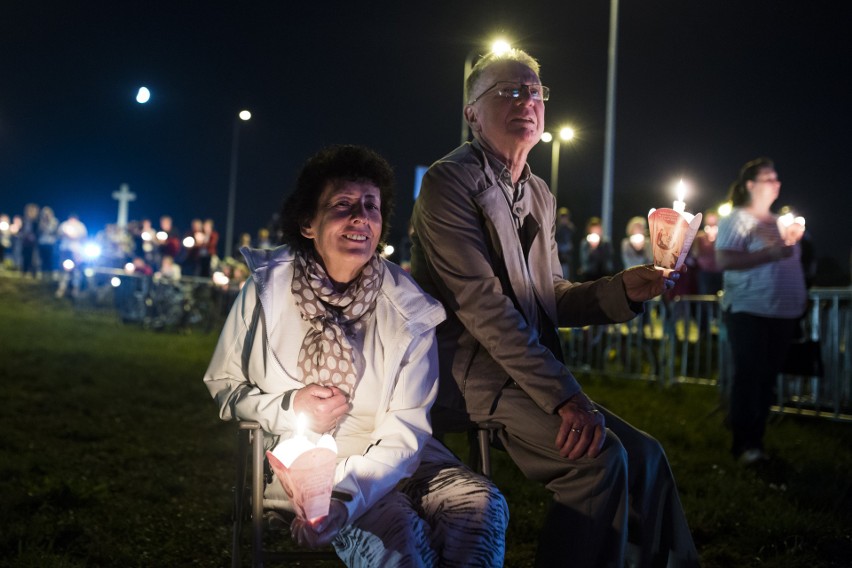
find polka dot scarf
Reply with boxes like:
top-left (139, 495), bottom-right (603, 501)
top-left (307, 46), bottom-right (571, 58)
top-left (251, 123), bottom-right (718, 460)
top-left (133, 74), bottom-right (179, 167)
top-left (291, 251), bottom-right (383, 396)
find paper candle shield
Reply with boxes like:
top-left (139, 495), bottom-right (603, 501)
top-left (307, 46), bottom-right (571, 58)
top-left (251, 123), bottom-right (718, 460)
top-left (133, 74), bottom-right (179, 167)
top-left (648, 208), bottom-right (703, 270)
top-left (266, 447), bottom-right (337, 522)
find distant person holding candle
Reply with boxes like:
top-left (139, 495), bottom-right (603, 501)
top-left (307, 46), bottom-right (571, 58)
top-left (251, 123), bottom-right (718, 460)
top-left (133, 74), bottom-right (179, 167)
top-left (716, 157), bottom-right (807, 465)
top-left (690, 209), bottom-right (723, 296)
top-left (621, 216), bottom-right (653, 269)
top-left (410, 48), bottom-right (697, 567)
top-left (204, 145), bottom-right (508, 566)
top-left (779, 205), bottom-right (817, 288)
top-left (555, 206), bottom-right (576, 279)
top-left (578, 215), bottom-right (614, 281)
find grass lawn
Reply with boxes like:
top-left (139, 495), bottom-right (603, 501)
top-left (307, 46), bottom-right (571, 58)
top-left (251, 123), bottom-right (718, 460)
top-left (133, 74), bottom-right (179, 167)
top-left (1, 275), bottom-right (850, 567)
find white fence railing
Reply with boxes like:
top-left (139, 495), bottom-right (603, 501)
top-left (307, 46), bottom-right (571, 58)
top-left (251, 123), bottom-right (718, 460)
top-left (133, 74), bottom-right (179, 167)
top-left (67, 267), bottom-right (237, 332)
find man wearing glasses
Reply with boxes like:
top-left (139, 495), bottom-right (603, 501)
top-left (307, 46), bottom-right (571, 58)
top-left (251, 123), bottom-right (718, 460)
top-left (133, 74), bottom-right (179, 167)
top-left (410, 49), bottom-right (698, 567)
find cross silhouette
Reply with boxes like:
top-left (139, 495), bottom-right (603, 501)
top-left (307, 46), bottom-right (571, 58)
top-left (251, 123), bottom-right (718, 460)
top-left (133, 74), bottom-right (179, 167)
top-left (112, 183), bottom-right (136, 228)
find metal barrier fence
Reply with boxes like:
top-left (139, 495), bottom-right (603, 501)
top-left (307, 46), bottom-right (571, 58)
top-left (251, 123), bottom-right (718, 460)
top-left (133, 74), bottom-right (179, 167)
top-left (561, 289), bottom-right (852, 422)
top-left (64, 266), bottom-right (852, 421)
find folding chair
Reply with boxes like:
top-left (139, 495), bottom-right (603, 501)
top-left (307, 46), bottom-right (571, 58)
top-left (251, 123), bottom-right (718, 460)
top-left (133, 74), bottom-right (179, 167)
top-left (231, 418), bottom-right (502, 567)
top-left (231, 420), bottom-right (340, 567)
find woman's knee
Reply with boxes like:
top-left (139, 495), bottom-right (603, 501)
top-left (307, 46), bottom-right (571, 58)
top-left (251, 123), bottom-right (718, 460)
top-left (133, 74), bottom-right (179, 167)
top-left (468, 477), bottom-right (509, 529)
top-left (423, 467), bottom-right (509, 529)
top-left (336, 491), bottom-right (435, 566)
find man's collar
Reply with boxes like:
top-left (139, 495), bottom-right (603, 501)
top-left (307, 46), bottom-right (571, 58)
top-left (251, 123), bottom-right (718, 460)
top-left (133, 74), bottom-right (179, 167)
top-left (472, 139), bottom-right (532, 186)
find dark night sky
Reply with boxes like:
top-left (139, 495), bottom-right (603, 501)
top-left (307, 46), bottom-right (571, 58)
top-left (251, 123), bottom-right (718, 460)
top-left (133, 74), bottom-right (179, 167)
top-left (2, 1), bottom-right (850, 280)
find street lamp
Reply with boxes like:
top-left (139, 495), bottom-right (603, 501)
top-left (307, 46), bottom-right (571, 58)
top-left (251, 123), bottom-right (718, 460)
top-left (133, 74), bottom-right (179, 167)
top-left (601, 0), bottom-right (620, 241)
top-left (224, 109), bottom-right (252, 260)
top-left (461, 38), bottom-right (512, 145)
top-left (541, 126), bottom-right (575, 199)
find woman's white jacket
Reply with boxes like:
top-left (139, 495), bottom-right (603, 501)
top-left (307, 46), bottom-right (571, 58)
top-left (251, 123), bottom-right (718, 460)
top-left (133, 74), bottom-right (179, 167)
top-left (204, 246), bottom-right (446, 523)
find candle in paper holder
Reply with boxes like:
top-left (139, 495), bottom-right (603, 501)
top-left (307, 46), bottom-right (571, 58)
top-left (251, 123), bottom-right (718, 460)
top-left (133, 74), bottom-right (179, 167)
top-left (647, 180), bottom-right (703, 270)
top-left (777, 212), bottom-right (806, 246)
top-left (629, 233), bottom-right (646, 248)
top-left (266, 413), bottom-right (338, 523)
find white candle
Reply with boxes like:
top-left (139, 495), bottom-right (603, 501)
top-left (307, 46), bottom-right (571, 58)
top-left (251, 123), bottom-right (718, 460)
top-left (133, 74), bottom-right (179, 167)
top-left (273, 413), bottom-right (316, 467)
top-left (777, 212), bottom-right (807, 245)
top-left (673, 179), bottom-right (686, 213)
top-left (271, 413), bottom-right (339, 468)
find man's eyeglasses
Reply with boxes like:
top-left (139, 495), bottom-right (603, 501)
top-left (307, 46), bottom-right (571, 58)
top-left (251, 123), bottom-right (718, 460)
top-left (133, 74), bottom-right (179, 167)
top-left (468, 81), bottom-right (550, 104)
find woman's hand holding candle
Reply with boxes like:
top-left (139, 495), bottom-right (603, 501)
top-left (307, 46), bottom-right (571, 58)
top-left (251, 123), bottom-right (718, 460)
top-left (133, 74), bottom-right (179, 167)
top-left (293, 384), bottom-right (350, 433)
top-left (778, 212), bottom-right (806, 246)
top-left (290, 499), bottom-right (349, 548)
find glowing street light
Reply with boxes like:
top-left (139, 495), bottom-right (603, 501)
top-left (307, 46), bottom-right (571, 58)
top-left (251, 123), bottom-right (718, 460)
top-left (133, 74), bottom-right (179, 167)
top-left (491, 39), bottom-right (511, 56)
top-left (461, 37), bottom-right (512, 145)
top-left (541, 125), bottom-right (576, 200)
top-left (224, 109), bottom-right (252, 260)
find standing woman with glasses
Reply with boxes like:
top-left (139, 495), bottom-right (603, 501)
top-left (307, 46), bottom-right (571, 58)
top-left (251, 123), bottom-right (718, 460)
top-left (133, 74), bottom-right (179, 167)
top-left (716, 157), bottom-right (807, 465)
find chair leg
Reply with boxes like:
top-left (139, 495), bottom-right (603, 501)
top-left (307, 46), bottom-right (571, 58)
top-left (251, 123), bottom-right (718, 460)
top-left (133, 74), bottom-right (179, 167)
top-left (251, 427), bottom-right (265, 568)
top-left (232, 428), bottom-right (248, 568)
top-left (477, 427), bottom-right (492, 478)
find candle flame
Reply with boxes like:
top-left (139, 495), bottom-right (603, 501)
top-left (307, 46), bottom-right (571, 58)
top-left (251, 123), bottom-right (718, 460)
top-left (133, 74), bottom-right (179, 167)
top-left (675, 179), bottom-right (686, 203)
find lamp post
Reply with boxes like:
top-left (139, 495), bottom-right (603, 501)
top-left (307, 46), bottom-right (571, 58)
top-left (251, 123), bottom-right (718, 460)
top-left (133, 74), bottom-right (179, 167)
top-left (224, 109), bottom-right (252, 260)
top-left (461, 38), bottom-right (512, 145)
top-left (541, 126), bottom-right (575, 199)
top-left (601, 0), bottom-right (620, 241)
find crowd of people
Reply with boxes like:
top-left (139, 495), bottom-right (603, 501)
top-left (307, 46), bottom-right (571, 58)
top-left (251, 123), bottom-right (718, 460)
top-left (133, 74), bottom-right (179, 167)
top-left (0, 205), bottom-right (281, 297)
top-left (533, 203), bottom-right (814, 302)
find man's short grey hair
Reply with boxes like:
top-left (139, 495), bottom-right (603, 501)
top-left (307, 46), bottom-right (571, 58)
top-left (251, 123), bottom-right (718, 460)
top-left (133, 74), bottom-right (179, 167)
top-left (465, 48), bottom-right (541, 104)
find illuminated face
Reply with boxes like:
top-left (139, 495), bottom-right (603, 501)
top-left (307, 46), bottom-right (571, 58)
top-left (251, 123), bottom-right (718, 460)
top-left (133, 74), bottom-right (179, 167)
top-left (465, 61), bottom-right (545, 159)
top-left (747, 167), bottom-right (781, 205)
top-left (301, 180), bottom-right (382, 286)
